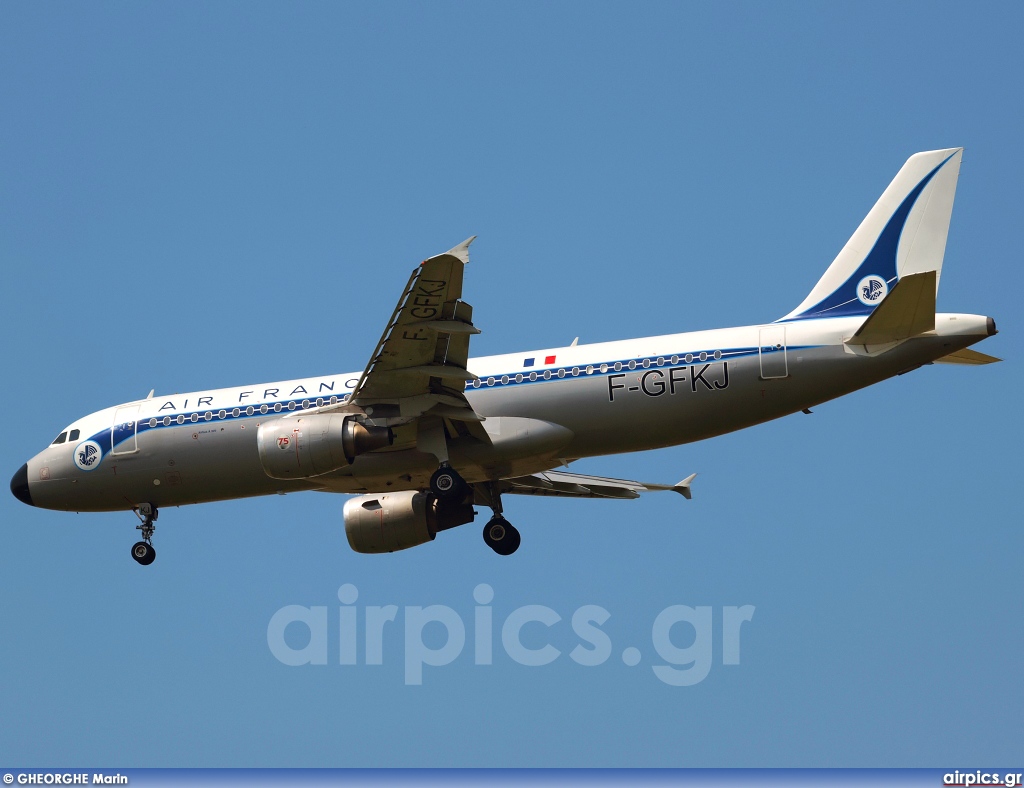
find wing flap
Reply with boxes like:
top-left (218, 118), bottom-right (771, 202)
top-left (502, 470), bottom-right (696, 500)
top-left (374, 365), bottom-right (479, 381)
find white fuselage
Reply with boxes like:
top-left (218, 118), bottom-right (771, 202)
top-left (18, 312), bottom-right (993, 513)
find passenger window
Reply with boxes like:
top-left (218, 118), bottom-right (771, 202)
top-left (52, 432), bottom-right (68, 445)
top-left (69, 429), bottom-right (80, 441)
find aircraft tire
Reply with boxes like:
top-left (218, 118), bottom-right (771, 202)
top-left (131, 541), bottom-right (156, 566)
top-left (483, 518), bottom-right (520, 555)
top-left (430, 465), bottom-right (466, 500)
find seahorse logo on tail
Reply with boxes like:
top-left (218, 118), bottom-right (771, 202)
top-left (856, 275), bottom-right (889, 306)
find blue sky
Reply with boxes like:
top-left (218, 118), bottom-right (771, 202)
top-left (1, 1), bottom-right (1021, 767)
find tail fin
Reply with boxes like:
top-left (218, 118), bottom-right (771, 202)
top-left (779, 148), bottom-right (962, 322)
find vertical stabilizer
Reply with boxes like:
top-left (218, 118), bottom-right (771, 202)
top-left (779, 148), bottom-right (962, 322)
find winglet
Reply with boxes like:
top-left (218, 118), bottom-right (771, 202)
top-left (443, 236), bottom-right (476, 265)
top-left (674, 473), bottom-right (697, 500)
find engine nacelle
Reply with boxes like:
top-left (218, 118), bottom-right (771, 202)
top-left (344, 490), bottom-right (475, 553)
top-left (257, 414), bottom-right (392, 480)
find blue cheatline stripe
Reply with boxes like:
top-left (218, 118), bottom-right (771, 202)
top-left (468, 345), bottom-right (816, 391)
top-left (782, 151), bottom-right (957, 322)
top-left (96, 392), bottom-right (353, 453)
top-left (471, 346), bottom-right (758, 391)
top-left (90, 344), bottom-right (817, 454)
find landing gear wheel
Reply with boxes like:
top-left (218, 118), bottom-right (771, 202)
top-left (483, 517), bottom-right (521, 556)
top-left (131, 541), bottom-right (156, 566)
top-left (430, 463), bottom-right (466, 500)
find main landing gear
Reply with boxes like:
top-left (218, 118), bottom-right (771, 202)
top-left (483, 516), bottom-right (521, 556)
top-left (430, 465), bottom-right (522, 556)
top-left (477, 481), bottom-right (520, 556)
top-left (430, 462), bottom-right (467, 501)
top-left (131, 503), bottom-right (158, 566)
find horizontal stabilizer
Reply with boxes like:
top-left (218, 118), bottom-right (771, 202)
top-left (933, 348), bottom-right (1002, 365)
top-left (847, 270), bottom-right (935, 346)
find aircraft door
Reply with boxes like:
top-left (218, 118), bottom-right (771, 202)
top-left (111, 404), bottom-right (141, 455)
top-left (758, 326), bottom-right (788, 379)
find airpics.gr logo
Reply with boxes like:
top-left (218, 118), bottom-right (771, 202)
top-left (74, 440), bottom-right (103, 471)
top-left (857, 275), bottom-right (889, 306)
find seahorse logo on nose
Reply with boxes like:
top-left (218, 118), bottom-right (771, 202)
top-left (74, 440), bottom-right (103, 471)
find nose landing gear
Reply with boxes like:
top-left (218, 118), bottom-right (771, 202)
top-left (131, 503), bottom-right (158, 566)
top-left (131, 540), bottom-right (155, 565)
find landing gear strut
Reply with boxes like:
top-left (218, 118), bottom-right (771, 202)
top-left (131, 503), bottom-right (158, 566)
top-left (430, 462), bottom-right (467, 501)
top-left (478, 482), bottom-right (520, 555)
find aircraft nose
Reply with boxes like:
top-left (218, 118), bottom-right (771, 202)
top-left (10, 463), bottom-right (33, 507)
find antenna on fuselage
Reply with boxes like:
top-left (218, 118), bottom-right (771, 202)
top-left (570, 337), bottom-right (579, 347)
top-left (145, 389), bottom-right (154, 400)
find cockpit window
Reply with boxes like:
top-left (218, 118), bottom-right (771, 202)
top-left (52, 432), bottom-right (68, 445)
top-left (69, 429), bottom-right (81, 441)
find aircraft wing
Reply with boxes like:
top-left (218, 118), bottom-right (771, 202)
top-left (311, 238), bottom-right (485, 433)
top-left (351, 237), bottom-right (478, 404)
top-left (502, 471), bottom-right (697, 500)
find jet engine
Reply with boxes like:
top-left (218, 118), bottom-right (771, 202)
top-left (257, 414), bottom-right (392, 480)
top-left (343, 490), bottom-right (475, 553)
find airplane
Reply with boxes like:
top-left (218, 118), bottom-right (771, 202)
top-left (10, 147), bottom-right (1000, 564)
